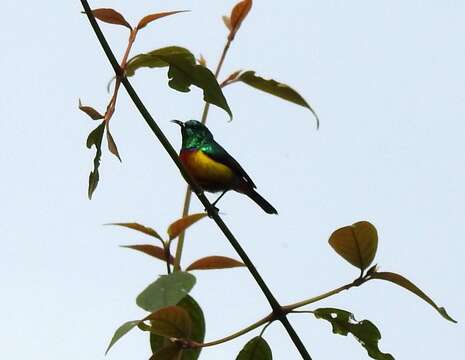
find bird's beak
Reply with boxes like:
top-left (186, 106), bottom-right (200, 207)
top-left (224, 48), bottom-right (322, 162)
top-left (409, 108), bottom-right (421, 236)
top-left (170, 119), bottom-right (184, 127)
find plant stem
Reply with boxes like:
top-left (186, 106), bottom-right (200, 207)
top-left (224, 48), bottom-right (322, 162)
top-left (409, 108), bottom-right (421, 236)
top-left (283, 284), bottom-right (352, 312)
top-left (80, 3), bottom-right (312, 359)
top-left (283, 277), bottom-right (368, 312)
top-left (190, 277), bottom-right (367, 349)
top-left (172, 186), bottom-right (192, 271)
top-left (194, 314), bottom-right (272, 348)
top-left (173, 37), bottom-right (233, 272)
top-left (105, 29), bottom-right (138, 123)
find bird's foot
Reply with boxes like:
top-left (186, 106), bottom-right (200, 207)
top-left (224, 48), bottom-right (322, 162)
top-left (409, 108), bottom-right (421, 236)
top-left (205, 205), bottom-right (219, 218)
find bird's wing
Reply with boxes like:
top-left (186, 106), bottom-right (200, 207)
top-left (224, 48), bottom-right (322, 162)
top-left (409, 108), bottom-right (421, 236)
top-left (203, 141), bottom-right (257, 189)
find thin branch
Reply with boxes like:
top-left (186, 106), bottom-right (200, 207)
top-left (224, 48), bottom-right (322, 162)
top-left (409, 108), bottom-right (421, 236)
top-left (186, 276), bottom-right (370, 349)
top-left (192, 314), bottom-right (272, 348)
top-left (283, 276), bottom-right (369, 312)
top-left (80, 2), bottom-right (311, 359)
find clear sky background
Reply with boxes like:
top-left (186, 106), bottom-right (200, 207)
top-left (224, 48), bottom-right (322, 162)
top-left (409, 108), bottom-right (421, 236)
top-left (1, 1), bottom-right (464, 359)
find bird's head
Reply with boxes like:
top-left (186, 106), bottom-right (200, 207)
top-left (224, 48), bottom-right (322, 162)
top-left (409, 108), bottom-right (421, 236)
top-left (171, 119), bottom-right (214, 148)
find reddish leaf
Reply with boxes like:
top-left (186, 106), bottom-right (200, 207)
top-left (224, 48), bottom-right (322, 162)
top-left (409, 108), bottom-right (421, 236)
top-left (186, 256), bottom-right (245, 271)
top-left (144, 306), bottom-right (192, 338)
top-left (121, 244), bottom-right (174, 264)
top-left (108, 222), bottom-right (164, 242)
top-left (136, 10), bottom-right (189, 30)
top-left (106, 128), bottom-right (121, 161)
top-left (167, 213), bottom-right (207, 240)
top-left (229, 0), bottom-right (253, 40)
top-left (78, 99), bottom-right (104, 120)
top-left (91, 8), bottom-right (132, 29)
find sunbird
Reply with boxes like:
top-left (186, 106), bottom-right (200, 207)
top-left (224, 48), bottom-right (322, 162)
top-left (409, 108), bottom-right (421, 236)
top-left (172, 120), bottom-right (278, 214)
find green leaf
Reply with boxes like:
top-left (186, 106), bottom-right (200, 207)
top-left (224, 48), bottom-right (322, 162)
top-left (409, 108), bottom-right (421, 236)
top-left (136, 272), bottom-right (196, 312)
top-left (126, 47), bottom-right (195, 77)
top-left (159, 54), bottom-right (232, 118)
top-left (125, 46), bottom-right (232, 118)
top-left (145, 306), bottom-right (192, 338)
top-left (314, 308), bottom-right (394, 360)
top-left (237, 71), bottom-right (319, 128)
top-left (150, 345), bottom-right (182, 360)
top-left (328, 221), bottom-right (378, 272)
top-left (86, 121), bottom-right (105, 199)
top-left (369, 271), bottom-right (457, 323)
top-left (236, 336), bottom-right (272, 360)
top-left (150, 295), bottom-right (205, 360)
top-left (105, 320), bottom-right (140, 354)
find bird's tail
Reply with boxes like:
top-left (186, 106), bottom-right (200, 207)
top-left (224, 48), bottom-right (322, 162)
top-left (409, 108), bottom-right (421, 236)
top-left (245, 188), bottom-right (278, 214)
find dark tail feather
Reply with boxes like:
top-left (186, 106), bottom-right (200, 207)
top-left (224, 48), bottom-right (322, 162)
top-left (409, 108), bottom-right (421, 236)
top-left (246, 188), bottom-right (278, 214)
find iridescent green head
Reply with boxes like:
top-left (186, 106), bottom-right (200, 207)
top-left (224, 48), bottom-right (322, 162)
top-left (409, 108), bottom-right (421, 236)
top-left (172, 120), bottom-right (214, 149)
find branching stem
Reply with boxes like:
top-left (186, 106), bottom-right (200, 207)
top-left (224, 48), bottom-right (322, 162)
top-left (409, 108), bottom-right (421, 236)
top-left (192, 314), bottom-right (272, 348)
top-left (80, 2), bottom-right (312, 358)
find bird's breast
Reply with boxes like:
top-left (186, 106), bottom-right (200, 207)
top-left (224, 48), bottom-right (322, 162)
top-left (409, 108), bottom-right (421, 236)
top-left (179, 149), bottom-right (236, 192)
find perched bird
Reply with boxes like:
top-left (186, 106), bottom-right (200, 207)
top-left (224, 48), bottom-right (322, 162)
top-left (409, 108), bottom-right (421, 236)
top-left (172, 120), bottom-right (277, 214)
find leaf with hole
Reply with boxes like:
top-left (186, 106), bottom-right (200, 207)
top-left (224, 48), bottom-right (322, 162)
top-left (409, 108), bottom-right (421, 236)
top-left (186, 256), bottom-right (245, 271)
top-left (150, 295), bottom-right (205, 360)
top-left (136, 272), bottom-right (196, 312)
top-left (167, 213), bottom-right (207, 240)
top-left (137, 10), bottom-right (189, 30)
top-left (144, 306), bottom-right (192, 338)
top-left (314, 308), bottom-right (393, 360)
top-left (105, 320), bottom-right (140, 354)
top-left (236, 336), bottom-right (272, 360)
top-left (228, 0), bottom-right (253, 40)
top-left (90, 8), bottom-right (131, 29)
top-left (121, 244), bottom-right (173, 264)
top-left (237, 71), bottom-right (319, 128)
top-left (369, 271), bottom-right (457, 323)
top-left (86, 121), bottom-right (105, 199)
top-left (78, 99), bottom-right (104, 120)
top-left (109, 222), bottom-right (164, 241)
top-left (328, 221), bottom-right (378, 272)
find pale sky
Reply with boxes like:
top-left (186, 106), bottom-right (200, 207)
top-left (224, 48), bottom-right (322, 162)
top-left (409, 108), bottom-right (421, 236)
top-left (1, 1), bottom-right (464, 359)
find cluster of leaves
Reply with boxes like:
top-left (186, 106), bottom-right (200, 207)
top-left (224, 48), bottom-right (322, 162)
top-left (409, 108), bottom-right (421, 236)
top-left (328, 221), bottom-right (456, 324)
top-left (79, 1), bottom-right (456, 360)
top-left (105, 213), bottom-right (246, 359)
top-left (79, 0), bottom-right (318, 200)
top-left (103, 218), bottom-right (455, 360)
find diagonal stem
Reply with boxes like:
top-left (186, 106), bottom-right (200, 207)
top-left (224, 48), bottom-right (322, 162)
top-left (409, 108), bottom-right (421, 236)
top-left (80, 2), bottom-right (312, 359)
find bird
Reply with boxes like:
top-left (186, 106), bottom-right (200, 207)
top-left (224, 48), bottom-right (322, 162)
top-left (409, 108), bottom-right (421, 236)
top-left (172, 119), bottom-right (277, 214)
